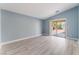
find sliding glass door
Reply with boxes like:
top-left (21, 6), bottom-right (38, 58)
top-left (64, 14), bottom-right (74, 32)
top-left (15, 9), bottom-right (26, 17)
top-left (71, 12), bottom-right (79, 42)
top-left (51, 20), bottom-right (66, 38)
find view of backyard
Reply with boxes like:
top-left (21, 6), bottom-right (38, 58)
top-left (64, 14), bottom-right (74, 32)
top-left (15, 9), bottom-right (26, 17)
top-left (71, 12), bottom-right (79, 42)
top-left (52, 20), bottom-right (65, 38)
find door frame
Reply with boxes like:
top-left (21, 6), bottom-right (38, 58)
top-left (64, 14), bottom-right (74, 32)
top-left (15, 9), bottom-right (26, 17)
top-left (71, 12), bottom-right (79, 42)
top-left (49, 18), bottom-right (67, 38)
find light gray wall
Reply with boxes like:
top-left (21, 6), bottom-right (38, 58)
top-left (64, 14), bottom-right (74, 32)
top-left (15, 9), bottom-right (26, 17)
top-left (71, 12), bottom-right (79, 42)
top-left (42, 6), bottom-right (78, 39)
top-left (42, 20), bottom-right (49, 35)
top-left (78, 7), bottom-right (79, 38)
top-left (1, 9), bottom-right (42, 42)
top-left (0, 9), bottom-right (1, 42)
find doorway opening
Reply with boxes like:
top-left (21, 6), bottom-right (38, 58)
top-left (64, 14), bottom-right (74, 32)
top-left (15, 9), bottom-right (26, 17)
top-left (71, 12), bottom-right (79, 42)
top-left (49, 18), bottom-right (67, 38)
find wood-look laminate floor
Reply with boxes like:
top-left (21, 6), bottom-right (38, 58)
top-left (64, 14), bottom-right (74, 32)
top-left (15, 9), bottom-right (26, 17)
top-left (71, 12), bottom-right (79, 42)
top-left (0, 36), bottom-right (79, 55)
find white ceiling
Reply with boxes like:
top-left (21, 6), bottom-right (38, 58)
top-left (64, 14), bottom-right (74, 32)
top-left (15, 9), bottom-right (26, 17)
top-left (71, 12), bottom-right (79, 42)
top-left (0, 3), bottom-right (78, 19)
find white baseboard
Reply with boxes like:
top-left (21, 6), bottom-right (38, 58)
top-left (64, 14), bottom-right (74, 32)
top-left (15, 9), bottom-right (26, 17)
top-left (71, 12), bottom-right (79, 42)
top-left (67, 37), bottom-right (78, 41)
top-left (1, 34), bottom-right (42, 46)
